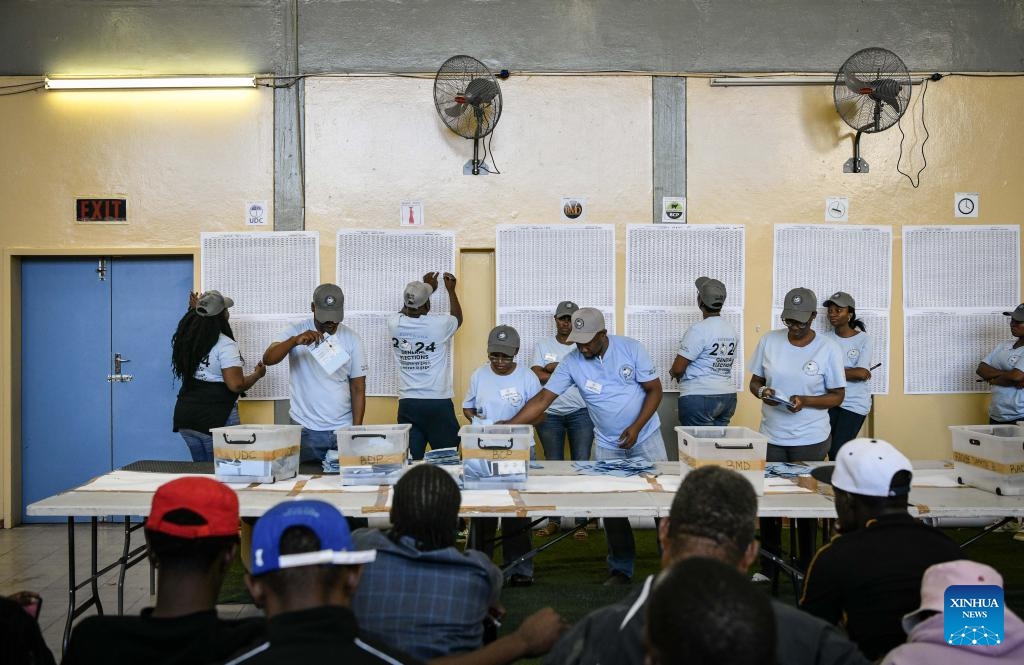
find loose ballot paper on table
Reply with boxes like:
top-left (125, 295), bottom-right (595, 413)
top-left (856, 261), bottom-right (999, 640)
top-left (459, 424), bottom-right (534, 489)
top-left (949, 424), bottom-right (1024, 496)
top-left (676, 426), bottom-right (768, 495)
top-left (211, 424), bottom-right (301, 483)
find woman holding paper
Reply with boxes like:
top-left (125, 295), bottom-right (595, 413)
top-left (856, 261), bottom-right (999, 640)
top-left (463, 325), bottom-right (543, 587)
top-left (824, 291), bottom-right (873, 460)
top-left (171, 290), bottom-right (266, 461)
top-left (748, 287), bottom-right (846, 577)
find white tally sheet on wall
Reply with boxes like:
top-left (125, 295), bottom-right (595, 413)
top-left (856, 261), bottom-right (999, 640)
top-left (495, 225), bottom-right (617, 367)
top-left (201, 231), bottom-right (322, 400)
top-left (902, 226), bottom-right (1020, 394)
top-left (625, 225), bottom-right (746, 393)
top-left (336, 230), bottom-right (456, 396)
top-left (772, 224), bottom-right (892, 394)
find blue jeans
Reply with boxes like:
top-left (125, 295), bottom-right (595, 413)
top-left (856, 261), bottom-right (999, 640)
top-left (596, 430), bottom-right (668, 578)
top-left (677, 393), bottom-right (737, 427)
top-left (299, 427), bottom-right (338, 463)
top-left (537, 408), bottom-right (595, 528)
top-left (180, 405), bottom-right (239, 462)
top-left (397, 398), bottom-right (461, 460)
top-left (536, 407), bottom-right (595, 461)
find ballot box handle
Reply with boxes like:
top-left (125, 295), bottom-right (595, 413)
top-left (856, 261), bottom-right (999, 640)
top-left (714, 443), bottom-right (754, 450)
top-left (222, 433), bottom-right (257, 445)
top-left (477, 437), bottom-right (514, 450)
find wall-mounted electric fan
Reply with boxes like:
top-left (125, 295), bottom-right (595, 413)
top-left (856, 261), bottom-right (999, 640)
top-left (433, 55), bottom-right (503, 175)
top-left (833, 47), bottom-right (911, 173)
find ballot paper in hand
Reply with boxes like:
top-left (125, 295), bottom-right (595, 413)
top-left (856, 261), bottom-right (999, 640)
top-left (309, 333), bottom-right (350, 375)
top-left (763, 391), bottom-right (796, 407)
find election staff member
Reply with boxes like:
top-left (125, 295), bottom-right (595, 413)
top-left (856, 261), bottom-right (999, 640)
top-left (262, 284), bottom-right (367, 463)
top-left (531, 300), bottom-right (595, 539)
top-left (463, 325), bottom-right (543, 586)
top-left (505, 307), bottom-right (665, 585)
top-left (669, 277), bottom-right (739, 427)
top-left (172, 291), bottom-right (266, 461)
top-left (976, 303), bottom-right (1024, 424)
top-left (824, 291), bottom-right (873, 460)
top-left (749, 287), bottom-right (845, 575)
top-left (387, 272), bottom-right (463, 460)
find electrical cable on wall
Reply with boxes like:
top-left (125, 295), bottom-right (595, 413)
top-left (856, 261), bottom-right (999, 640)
top-left (896, 77), bottom-right (931, 188)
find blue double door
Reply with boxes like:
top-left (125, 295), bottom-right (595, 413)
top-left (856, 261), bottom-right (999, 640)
top-left (21, 256), bottom-right (193, 522)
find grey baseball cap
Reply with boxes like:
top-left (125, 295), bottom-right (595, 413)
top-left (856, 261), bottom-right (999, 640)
top-left (1003, 304), bottom-right (1024, 322)
top-left (487, 325), bottom-right (520, 356)
top-left (312, 284), bottom-right (344, 324)
top-left (403, 281), bottom-right (433, 309)
top-left (823, 291), bottom-right (855, 309)
top-left (695, 277), bottom-right (727, 310)
top-left (195, 290), bottom-right (234, 318)
top-left (566, 307), bottom-right (606, 344)
top-left (781, 287), bottom-right (818, 323)
top-left (554, 301), bottom-right (579, 319)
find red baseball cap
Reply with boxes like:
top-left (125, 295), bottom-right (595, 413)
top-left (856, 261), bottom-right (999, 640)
top-left (146, 477), bottom-right (239, 539)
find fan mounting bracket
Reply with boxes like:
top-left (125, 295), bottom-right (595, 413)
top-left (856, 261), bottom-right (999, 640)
top-left (843, 157), bottom-right (869, 173)
top-left (463, 159), bottom-right (492, 175)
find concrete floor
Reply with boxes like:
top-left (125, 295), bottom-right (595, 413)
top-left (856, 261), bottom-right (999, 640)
top-left (0, 522), bottom-right (261, 659)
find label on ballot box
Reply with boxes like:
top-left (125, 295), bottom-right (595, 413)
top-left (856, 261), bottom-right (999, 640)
top-left (212, 424), bottom-right (301, 484)
top-left (460, 424), bottom-right (533, 489)
top-left (336, 425), bottom-right (411, 486)
top-left (949, 424), bottom-right (1024, 496)
top-left (675, 426), bottom-right (768, 495)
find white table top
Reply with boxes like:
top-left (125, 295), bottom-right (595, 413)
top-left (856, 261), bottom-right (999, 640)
top-left (26, 460), bottom-right (1024, 521)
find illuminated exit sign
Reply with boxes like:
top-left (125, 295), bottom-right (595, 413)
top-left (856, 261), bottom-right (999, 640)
top-left (76, 198), bottom-right (127, 223)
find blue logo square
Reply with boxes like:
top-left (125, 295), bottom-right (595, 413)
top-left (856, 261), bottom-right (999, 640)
top-left (944, 585), bottom-right (1004, 646)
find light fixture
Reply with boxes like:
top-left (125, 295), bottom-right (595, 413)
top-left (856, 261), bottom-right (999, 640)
top-left (710, 76), bottom-right (925, 87)
top-left (44, 76), bottom-right (257, 90)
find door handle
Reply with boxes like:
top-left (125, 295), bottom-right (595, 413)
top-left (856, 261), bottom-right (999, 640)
top-left (107, 353), bottom-right (134, 383)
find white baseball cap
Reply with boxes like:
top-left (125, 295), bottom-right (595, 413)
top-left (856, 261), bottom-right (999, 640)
top-left (811, 438), bottom-right (913, 497)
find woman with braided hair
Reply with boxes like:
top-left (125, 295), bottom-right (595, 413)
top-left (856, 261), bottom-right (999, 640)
top-left (171, 291), bottom-right (265, 461)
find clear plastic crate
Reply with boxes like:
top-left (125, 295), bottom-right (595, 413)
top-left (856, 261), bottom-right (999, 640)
top-left (459, 424), bottom-right (534, 490)
top-left (675, 426), bottom-right (768, 496)
top-left (335, 424), bottom-right (411, 486)
top-left (211, 424), bottom-right (301, 484)
top-left (949, 424), bottom-right (1024, 496)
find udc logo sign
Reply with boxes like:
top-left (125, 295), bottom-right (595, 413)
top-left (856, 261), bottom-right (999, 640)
top-left (945, 585), bottom-right (1004, 646)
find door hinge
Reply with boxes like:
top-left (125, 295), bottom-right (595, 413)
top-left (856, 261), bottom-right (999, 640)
top-left (96, 259), bottom-right (107, 282)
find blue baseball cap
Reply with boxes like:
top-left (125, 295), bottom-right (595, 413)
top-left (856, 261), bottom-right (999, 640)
top-left (251, 500), bottom-right (376, 576)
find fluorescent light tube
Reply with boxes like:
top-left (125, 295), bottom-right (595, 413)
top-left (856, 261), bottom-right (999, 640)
top-left (44, 76), bottom-right (256, 90)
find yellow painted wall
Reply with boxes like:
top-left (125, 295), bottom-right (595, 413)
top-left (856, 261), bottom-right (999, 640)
top-left (686, 76), bottom-right (1024, 459)
top-left (2, 72), bottom-right (1022, 524)
top-left (0, 77), bottom-right (274, 524)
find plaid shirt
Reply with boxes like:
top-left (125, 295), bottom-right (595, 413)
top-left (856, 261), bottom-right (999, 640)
top-left (350, 528), bottom-right (502, 660)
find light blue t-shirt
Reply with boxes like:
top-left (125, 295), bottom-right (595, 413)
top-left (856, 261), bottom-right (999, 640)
top-left (531, 337), bottom-right (588, 416)
top-left (546, 335), bottom-right (662, 450)
top-left (193, 333), bottom-right (242, 383)
top-left (463, 363), bottom-right (542, 434)
top-left (276, 320), bottom-right (368, 431)
top-left (386, 313), bottom-right (459, 399)
top-left (827, 330), bottom-right (873, 416)
top-left (676, 316), bottom-right (739, 396)
top-left (983, 340), bottom-right (1024, 422)
top-left (748, 330), bottom-right (847, 446)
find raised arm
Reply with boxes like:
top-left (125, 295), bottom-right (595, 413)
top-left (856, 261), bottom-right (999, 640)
top-left (262, 330), bottom-right (322, 366)
top-left (444, 272), bottom-right (463, 327)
